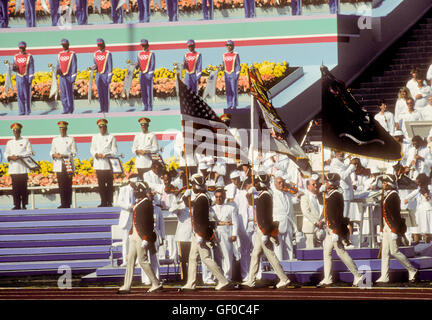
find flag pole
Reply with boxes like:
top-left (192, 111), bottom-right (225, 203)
top-left (321, 142), bottom-right (326, 219)
top-left (251, 95), bottom-right (256, 225)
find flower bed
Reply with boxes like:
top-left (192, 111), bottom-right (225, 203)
top-left (0, 156), bottom-right (179, 188)
top-left (0, 61), bottom-right (292, 102)
top-left (7, 0), bottom-right (371, 18)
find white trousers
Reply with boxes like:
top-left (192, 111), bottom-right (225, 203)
top-left (214, 227), bottom-right (235, 281)
top-left (274, 228), bottom-right (294, 261)
top-left (322, 230), bottom-right (361, 284)
top-left (379, 224), bottom-right (417, 282)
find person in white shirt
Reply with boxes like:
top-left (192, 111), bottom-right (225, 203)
top-left (225, 170), bottom-right (242, 202)
top-left (212, 188), bottom-right (239, 281)
top-left (272, 175), bottom-right (300, 260)
top-left (406, 135), bottom-right (432, 180)
top-left (301, 174), bottom-right (324, 248)
top-left (114, 175), bottom-right (138, 266)
top-left (412, 78), bottom-right (431, 110)
top-left (394, 87), bottom-right (412, 121)
top-left (406, 68), bottom-right (424, 98)
top-left (170, 193), bottom-right (193, 282)
top-left (421, 96), bottom-right (432, 120)
top-left (132, 117), bottom-right (159, 179)
top-left (143, 160), bottom-right (164, 194)
top-left (426, 63), bottom-right (432, 85)
top-left (50, 121), bottom-right (77, 208)
top-left (4, 122), bottom-right (34, 210)
top-left (374, 100), bottom-right (395, 136)
top-left (396, 98), bottom-right (423, 136)
top-left (393, 130), bottom-right (411, 167)
top-left (90, 118), bottom-right (118, 207)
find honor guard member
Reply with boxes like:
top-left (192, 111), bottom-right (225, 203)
top-left (24, 0), bottom-right (36, 27)
top-left (13, 42), bottom-right (34, 116)
top-left (110, 0), bottom-right (123, 23)
top-left (56, 39), bottom-right (77, 114)
top-left (90, 119), bottom-right (118, 207)
top-left (242, 173), bottom-right (291, 289)
top-left (183, 40), bottom-right (202, 94)
top-left (166, 0), bottom-right (178, 21)
top-left (291, 0), bottom-right (302, 15)
top-left (118, 182), bottom-right (163, 294)
top-left (4, 123), bottom-right (34, 210)
top-left (132, 117), bottom-right (159, 179)
top-left (213, 188), bottom-right (239, 281)
top-left (222, 41), bottom-right (240, 109)
top-left (49, 0), bottom-right (60, 25)
top-left (0, 0), bottom-right (9, 28)
top-left (92, 39), bottom-right (113, 113)
top-left (317, 173), bottom-right (364, 288)
top-left (181, 174), bottom-right (231, 291)
top-left (243, 0), bottom-right (255, 18)
top-left (202, 0), bottom-right (213, 20)
top-left (137, 0), bottom-right (150, 22)
top-left (376, 174), bottom-right (419, 284)
top-left (50, 121), bottom-right (77, 208)
top-left (136, 39), bottom-right (155, 111)
top-left (75, 0), bottom-right (88, 24)
top-left (329, 0), bottom-right (339, 13)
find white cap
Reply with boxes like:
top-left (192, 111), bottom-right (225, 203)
top-left (310, 173), bottom-right (320, 181)
top-left (198, 162), bottom-right (209, 171)
top-left (393, 130), bottom-right (404, 137)
top-left (230, 171), bottom-right (240, 179)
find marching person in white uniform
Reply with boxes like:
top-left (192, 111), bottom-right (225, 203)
top-left (212, 188), bottom-right (239, 281)
top-left (50, 121), bottom-right (77, 208)
top-left (132, 117), bottom-right (159, 179)
top-left (90, 118), bottom-right (118, 207)
top-left (114, 175), bottom-right (138, 266)
top-left (5, 122), bottom-right (34, 210)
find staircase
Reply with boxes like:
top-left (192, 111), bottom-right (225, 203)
top-left (349, 8), bottom-right (432, 115)
top-left (0, 208), bottom-right (121, 276)
top-left (262, 246), bottom-right (432, 284)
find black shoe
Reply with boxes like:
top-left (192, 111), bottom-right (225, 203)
top-left (409, 270), bottom-right (419, 284)
top-left (97, 204), bottom-right (105, 207)
top-left (58, 205), bottom-right (66, 209)
top-left (117, 289), bottom-right (131, 294)
top-left (22, 206), bottom-right (26, 210)
top-left (12, 207), bottom-right (20, 210)
top-left (106, 203), bottom-right (113, 207)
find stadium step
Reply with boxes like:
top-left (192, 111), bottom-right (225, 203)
top-left (0, 207), bottom-right (120, 277)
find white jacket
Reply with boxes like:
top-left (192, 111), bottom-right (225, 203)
top-left (4, 137), bottom-right (33, 174)
top-left (115, 184), bottom-right (135, 230)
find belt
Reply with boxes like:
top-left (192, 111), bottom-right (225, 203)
top-left (217, 221), bottom-right (232, 226)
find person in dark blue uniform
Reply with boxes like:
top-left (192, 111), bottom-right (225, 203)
top-left (13, 41), bottom-right (34, 116)
top-left (49, 0), bottom-right (60, 25)
top-left (56, 39), bottom-right (77, 114)
top-left (92, 38), bottom-right (113, 113)
top-left (221, 40), bottom-right (240, 110)
top-left (291, 0), bottom-right (302, 15)
top-left (183, 39), bottom-right (202, 94)
top-left (243, 0), bottom-right (255, 18)
top-left (0, 0), bottom-right (9, 28)
top-left (136, 39), bottom-right (155, 111)
top-left (110, 0), bottom-right (123, 23)
top-left (202, 0), bottom-right (213, 20)
top-left (75, 0), bottom-right (88, 25)
top-left (24, 0), bottom-right (36, 27)
top-left (329, 0), bottom-right (339, 14)
top-left (166, 0), bottom-right (178, 21)
top-left (137, 0), bottom-right (150, 22)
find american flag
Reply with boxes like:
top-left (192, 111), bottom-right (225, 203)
top-left (178, 76), bottom-right (247, 162)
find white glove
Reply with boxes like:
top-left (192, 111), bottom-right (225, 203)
top-left (195, 234), bottom-right (204, 244)
top-left (141, 239), bottom-right (149, 248)
top-left (247, 187), bottom-right (258, 195)
top-left (183, 189), bottom-right (192, 198)
top-left (319, 185), bottom-right (326, 193)
top-left (295, 232), bottom-right (304, 243)
top-left (261, 235), bottom-right (269, 244)
top-left (377, 232), bottom-right (383, 243)
top-left (331, 233), bottom-right (339, 242)
top-left (391, 233), bottom-right (398, 241)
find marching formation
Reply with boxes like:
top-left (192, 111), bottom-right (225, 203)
top-left (4, 38), bottom-right (240, 114)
